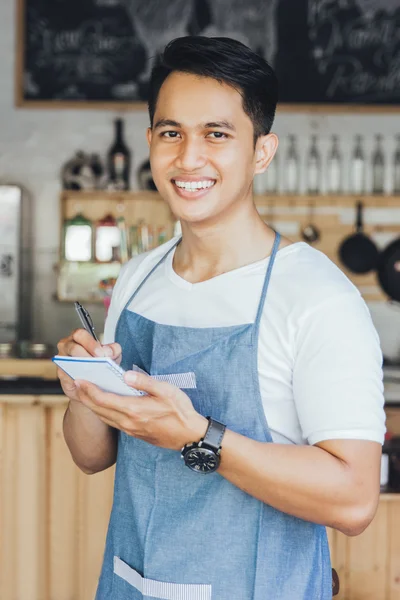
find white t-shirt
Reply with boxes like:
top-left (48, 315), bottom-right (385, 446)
top-left (104, 237), bottom-right (386, 446)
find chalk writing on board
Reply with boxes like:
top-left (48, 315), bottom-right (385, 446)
top-left (308, 0), bottom-right (400, 101)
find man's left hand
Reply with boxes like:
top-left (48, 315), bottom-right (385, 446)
top-left (74, 371), bottom-right (208, 451)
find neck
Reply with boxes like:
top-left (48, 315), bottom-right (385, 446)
top-left (173, 200), bottom-right (278, 283)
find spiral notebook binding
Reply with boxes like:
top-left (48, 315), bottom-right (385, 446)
top-left (107, 359), bottom-right (196, 393)
top-left (107, 362), bottom-right (146, 396)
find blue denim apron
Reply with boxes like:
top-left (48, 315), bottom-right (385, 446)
top-left (95, 231), bottom-right (332, 600)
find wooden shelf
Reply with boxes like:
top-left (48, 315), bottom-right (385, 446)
top-left (58, 190), bottom-right (400, 303)
top-left (0, 359), bottom-right (57, 379)
top-left (61, 190), bottom-right (400, 206)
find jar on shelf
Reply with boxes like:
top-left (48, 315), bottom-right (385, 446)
top-left (62, 213), bottom-right (93, 262)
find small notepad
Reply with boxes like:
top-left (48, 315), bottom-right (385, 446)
top-left (53, 355), bottom-right (196, 397)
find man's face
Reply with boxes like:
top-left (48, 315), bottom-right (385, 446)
top-left (147, 72), bottom-right (258, 225)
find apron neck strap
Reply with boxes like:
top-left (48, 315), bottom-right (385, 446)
top-left (121, 237), bottom-right (181, 313)
top-left (252, 230), bottom-right (281, 338)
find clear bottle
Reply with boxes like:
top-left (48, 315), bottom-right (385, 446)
top-left (253, 151), bottom-right (279, 195)
top-left (306, 135), bottom-right (321, 195)
top-left (372, 134), bottom-right (385, 195)
top-left (327, 135), bottom-right (342, 194)
top-left (107, 118), bottom-right (131, 191)
top-left (350, 135), bottom-right (366, 195)
top-left (95, 214), bottom-right (121, 262)
top-left (265, 151), bottom-right (279, 194)
top-left (393, 135), bottom-right (400, 195)
top-left (285, 135), bottom-right (300, 194)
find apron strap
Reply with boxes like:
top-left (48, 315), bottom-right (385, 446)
top-left (252, 230), bottom-right (281, 342)
top-left (120, 237), bottom-right (182, 314)
top-left (120, 230), bottom-right (280, 329)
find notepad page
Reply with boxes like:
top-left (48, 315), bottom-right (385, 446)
top-left (53, 355), bottom-right (197, 394)
top-left (53, 356), bottom-right (145, 396)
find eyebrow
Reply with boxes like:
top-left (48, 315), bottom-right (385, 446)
top-left (153, 119), bottom-right (236, 132)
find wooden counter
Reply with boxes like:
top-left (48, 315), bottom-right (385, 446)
top-left (1, 360), bottom-right (400, 599)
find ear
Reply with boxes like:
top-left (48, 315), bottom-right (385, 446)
top-left (254, 133), bottom-right (279, 175)
top-left (146, 127), bottom-right (152, 148)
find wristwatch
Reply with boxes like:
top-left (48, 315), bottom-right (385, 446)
top-left (181, 417), bottom-right (226, 474)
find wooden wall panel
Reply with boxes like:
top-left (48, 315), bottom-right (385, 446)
top-left (48, 404), bottom-right (79, 600)
top-left (329, 528), bottom-right (348, 599)
top-left (15, 404), bottom-right (47, 600)
top-left (0, 394), bottom-right (399, 600)
top-left (387, 500), bottom-right (400, 600)
top-left (76, 466), bottom-right (114, 600)
top-left (1, 405), bottom-right (19, 600)
top-left (347, 502), bottom-right (388, 600)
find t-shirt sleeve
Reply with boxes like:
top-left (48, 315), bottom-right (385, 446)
top-left (292, 291), bottom-right (386, 446)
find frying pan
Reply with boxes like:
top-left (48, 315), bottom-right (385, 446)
top-left (377, 236), bottom-right (400, 302)
top-left (338, 202), bottom-right (379, 274)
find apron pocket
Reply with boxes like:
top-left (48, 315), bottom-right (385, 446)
top-left (113, 556), bottom-right (212, 600)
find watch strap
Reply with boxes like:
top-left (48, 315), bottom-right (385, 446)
top-left (203, 417), bottom-right (226, 451)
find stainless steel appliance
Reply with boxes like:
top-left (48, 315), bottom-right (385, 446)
top-left (0, 185), bottom-right (31, 342)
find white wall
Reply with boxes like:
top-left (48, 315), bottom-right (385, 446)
top-left (2, 0), bottom-right (400, 359)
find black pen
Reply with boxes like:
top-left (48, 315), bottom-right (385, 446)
top-left (74, 301), bottom-right (100, 342)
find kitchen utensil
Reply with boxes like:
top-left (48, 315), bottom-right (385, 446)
top-left (301, 201), bottom-right (320, 244)
top-left (376, 237), bottom-right (400, 302)
top-left (338, 201), bottom-right (379, 274)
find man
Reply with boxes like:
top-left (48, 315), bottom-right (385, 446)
top-left (58, 36), bottom-right (385, 600)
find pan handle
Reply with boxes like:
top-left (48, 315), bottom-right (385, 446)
top-left (355, 201), bottom-right (364, 233)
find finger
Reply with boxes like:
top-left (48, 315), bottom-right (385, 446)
top-left (57, 366), bottom-right (74, 388)
top-left (72, 328), bottom-right (107, 357)
top-left (57, 367), bottom-right (81, 401)
top-left (57, 330), bottom-right (96, 357)
top-left (76, 382), bottom-right (134, 425)
top-left (95, 342), bottom-right (122, 363)
top-left (76, 380), bottom-right (132, 412)
top-left (124, 371), bottom-right (177, 399)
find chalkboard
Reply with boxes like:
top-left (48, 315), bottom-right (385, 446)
top-left (16, 0), bottom-right (400, 109)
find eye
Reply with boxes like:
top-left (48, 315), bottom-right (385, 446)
top-left (160, 131), bottom-right (180, 139)
top-left (207, 131), bottom-right (228, 139)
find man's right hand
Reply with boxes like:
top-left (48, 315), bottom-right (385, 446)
top-left (56, 329), bottom-right (122, 402)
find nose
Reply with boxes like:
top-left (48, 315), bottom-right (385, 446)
top-left (174, 137), bottom-right (207, 172)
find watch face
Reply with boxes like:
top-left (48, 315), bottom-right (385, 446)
top-left (184, 447), bottom-right (219, 473)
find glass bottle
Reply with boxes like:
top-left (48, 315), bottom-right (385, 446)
top-left (350, 135), bottom-right (366, 195)
top-left (285, 135), bottom-right (300, 194)
top-left (393, 135), bottom-right (400, 195)
top-left (95, 214), bottom-right (121, 262)
top-left (266, 150), bottom-right (279, 194)
top-left (327, 135), bottom-right (342, 194)
top-left (116, 215), bottom-right (129, 264)
top-left (107, 118), bottom-right (131, 191)
top-left (306, 135), bottom-right (321, 195)
top-left (62, 213), bottom-right (93, 262)
top-left (253, 151), bottom-right (279, 195)
top-left (372, 134), bottom-right (385, 195)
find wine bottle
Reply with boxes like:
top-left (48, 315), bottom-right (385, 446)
top-left (285, 135), bottom-right (300, 194)
top-left (394, 135), bottom-right (400, 195)
top-left (372, 134), bottom-right (385, 195)
top-left (306, 135), bottom-right (321, 195)
top-left (107, 118), bottom-right (131, 191)
top-left (350, 135), bottom-right (365, 195)
top-left (327, 135), bottom-right (342, 194)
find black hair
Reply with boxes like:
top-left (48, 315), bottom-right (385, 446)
top-left (148, 36), bottom-right (279, 144)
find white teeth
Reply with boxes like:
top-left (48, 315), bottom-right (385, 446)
top-left (174, 180), bottom-right (215, 191)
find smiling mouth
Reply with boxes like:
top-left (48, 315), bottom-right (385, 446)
top-left (171, 179), bottom-right (216, 192)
